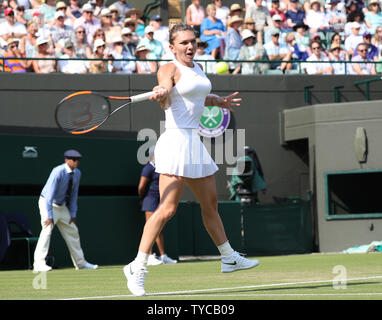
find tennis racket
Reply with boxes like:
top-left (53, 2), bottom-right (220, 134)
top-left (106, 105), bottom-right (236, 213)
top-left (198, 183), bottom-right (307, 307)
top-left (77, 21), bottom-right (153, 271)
top-left (55, 90), bottom-right (154, 135)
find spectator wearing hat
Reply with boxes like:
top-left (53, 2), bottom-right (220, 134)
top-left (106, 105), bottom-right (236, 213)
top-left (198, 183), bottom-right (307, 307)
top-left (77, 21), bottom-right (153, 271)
top-left (121, 26), bottom-right (136, 56)
top-left (194, 38), bottom-right (216, 74)
top-left (72, 25), bottom-right (92, 59)
top-left (186, 0), bottom-right (206, 36)
top-left (242, 16), bottom-right (262, 43)
top-left (329, 43), bottom-right (348, 74)
top-left (137, 25), bottom-right (163, 60)
top-left (245, 0), bottom-right (272, 33)
top-left (0, 7), bottom-right (27, 46)
top-left (200, 3), bottom-right (226, 58)
top-left (345, 21), bottom-right (363, 56)
top-left (285, 0), bottom-right (306, 30)
top-left (89, 38), bottom-right (112, 73)
top-left (213, 0), bottom-right (229, 27)
top-left (365, 0), bottom-right (382, 35)
top-left (73, 3), bottom-right (101, 46)
top-left (344, 11), bottom-right (367, 37)
top-left (123, 17), bottom-right (140, 42)
top-left (55, 1), bottom-right (72, 26)
top-left (353, 31), bottom-right (379, 60)
top-left (328, 32), bottom-right (347, 60)
top-left (293, 23), bottom-right (310, 53)
top-left (350, 42), bottom-right (377, 74)
top-left (228, 3), bottom-right (245, 19)
top-left (109, 4), bottom-right (122, 26)
top-left (326, 0), bottom-right (347, 33)
top-left (32, 36), bottom-right (56, 73)
top-left (269, 0), bottom-right (286, 23)
top-left (264, 28), bottom-right (289, 69)
top-left (50, 11), bottom-right (74, 55)
top-left (100, 8), bottom-right (122, 46)
top-left (125, 8), bottom-right (144, 37)
top-left (304, 40), bottom-right (333, 74)
top-left (0, 38), bottom-right (28, 72)
top-left (264, 14), bottom-right (286, 44)
top-left (306, 0), bottom-right (329, 33)
top-left (149, 14), bottom-right (169, 53)
top-left (58, 39), bottom-right (87, 73)
top-left (135, 44), bottom-right (156, 74)
top-left (33, 150), bottom-right (98, 272)
top-left (109, 35), bottom-right (135, 73)
top-left (111, 0), bottom-right (132, 20)
top-left (92, 0), bottom-right (106, 18)
top-left (237, 28), bottom-right (268, 74)
top-left (224, 15), bottom-right (243, 72)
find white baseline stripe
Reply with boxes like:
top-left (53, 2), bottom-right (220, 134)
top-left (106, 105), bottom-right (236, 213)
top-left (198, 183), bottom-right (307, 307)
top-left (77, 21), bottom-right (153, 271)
top-left (60, 275), bottom-right (382, 300)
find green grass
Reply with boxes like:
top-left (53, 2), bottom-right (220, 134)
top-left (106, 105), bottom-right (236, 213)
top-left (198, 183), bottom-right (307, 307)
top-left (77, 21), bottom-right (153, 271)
top-left (0, 253), bottom-right (381, 300)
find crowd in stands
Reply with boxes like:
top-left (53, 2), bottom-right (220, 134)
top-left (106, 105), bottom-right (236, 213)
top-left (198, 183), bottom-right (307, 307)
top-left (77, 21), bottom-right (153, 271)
top-left (0, 0), bottom-right (382, 74)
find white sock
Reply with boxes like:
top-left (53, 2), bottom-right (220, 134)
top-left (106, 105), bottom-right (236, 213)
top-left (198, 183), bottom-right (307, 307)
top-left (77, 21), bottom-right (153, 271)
top-left (134, 251), bottom-right (149, 268)
top-left (217, 241), bottom-right (234, 257)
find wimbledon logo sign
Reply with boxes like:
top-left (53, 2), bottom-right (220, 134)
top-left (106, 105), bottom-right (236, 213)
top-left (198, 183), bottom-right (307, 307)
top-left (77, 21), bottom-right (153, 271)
top-left (199, 106), bottom-right (230, 138)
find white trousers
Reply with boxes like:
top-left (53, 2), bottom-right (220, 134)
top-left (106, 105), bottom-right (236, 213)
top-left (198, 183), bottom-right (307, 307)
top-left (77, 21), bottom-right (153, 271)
top-left (33, 196), bottom-right (87, 269)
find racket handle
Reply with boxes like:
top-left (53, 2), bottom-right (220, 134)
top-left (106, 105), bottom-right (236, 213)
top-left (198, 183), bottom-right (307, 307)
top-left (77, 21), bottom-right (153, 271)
top-left (130, 91), bottom-right (154, 103)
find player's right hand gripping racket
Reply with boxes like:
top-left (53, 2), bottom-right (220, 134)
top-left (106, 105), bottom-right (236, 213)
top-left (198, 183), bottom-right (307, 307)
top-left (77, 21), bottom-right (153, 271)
top-left (55, 91), bottom-right (154, 135)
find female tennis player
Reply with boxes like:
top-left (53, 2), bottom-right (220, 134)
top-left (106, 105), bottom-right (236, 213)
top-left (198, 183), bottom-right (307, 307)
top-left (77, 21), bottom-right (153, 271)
top-left (124, 23), bottom-right (259, 296)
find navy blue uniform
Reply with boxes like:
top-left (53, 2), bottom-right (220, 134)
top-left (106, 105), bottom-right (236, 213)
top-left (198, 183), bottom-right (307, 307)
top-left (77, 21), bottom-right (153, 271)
top-left (141, 162), bottom-right (160, 212)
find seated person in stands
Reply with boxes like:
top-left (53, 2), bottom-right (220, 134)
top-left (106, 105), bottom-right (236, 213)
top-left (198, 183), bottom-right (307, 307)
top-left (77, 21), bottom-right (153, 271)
top-left (350, 42), bottom-right (377, 75)
top-left (263, 28), bottom-right (289, 69)
top-left (0, 38), bottom-right (28, 73)
top-left (304, 40), bottom-right (333, 74)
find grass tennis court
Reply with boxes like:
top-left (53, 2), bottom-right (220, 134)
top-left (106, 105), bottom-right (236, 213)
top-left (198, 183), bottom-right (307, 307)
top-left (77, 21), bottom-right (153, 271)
top-left (1, 253), bottom-right (381, 300)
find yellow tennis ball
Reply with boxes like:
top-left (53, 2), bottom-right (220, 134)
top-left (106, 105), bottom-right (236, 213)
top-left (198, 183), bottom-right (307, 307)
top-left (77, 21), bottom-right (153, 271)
top-left (215, 61), bottom-right (229, 74)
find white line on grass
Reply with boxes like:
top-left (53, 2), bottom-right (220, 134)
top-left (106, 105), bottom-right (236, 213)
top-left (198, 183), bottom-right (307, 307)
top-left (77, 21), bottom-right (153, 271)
top-left (60, 275), bottom-right (382, 300)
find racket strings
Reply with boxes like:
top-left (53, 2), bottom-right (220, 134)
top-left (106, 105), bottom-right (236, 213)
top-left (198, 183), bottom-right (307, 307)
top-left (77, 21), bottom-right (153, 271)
top-left (56, 94), bottom-right (111, 133)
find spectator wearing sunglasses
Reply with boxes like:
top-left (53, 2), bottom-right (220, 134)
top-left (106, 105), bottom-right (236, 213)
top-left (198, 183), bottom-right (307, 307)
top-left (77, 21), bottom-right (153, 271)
top-left (0, 7), bottom-right (27, 47)
top-left (0, 38), bottom-right (28, 72)
top-left (304, 40), bottom-right (333, 74)
top-left (350, 42), bottom-right (377, 75)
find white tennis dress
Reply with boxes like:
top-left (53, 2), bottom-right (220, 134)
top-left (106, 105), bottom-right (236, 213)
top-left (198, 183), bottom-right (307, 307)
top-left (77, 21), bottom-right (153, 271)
top-left (155, 59), bottom-right (219, 178)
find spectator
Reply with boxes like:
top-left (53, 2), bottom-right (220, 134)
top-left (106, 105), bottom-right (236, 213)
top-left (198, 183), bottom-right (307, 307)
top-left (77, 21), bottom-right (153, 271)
top-left (344, 10), bottom-right (367, 37)
top-left (285, 0), bottom-right (306, 30)
top-left (55, 1), bottom-right (71, 26)
top-left (242, 16), bottom-right (262, 43)
top-left (58, 39), bottom-right (87, 73)
top-left (293, 23), bottom-right (310, 53)
top-left (32, 36), bottom-right (56, 73)
top-left (350, 42), bottom-right (377, 74)
top-left (304, 40), bottom-right (333, 74)
top-left (19, 21), bottom-right (38, 68)
top-left (15, 5), bottom-right (27, 25)
top-left (245, 0), bottom-right (273, 33)
top-left (329, 32), bottom-right (347, 60)
top-left (264, 14), bottom-right (286, 44)
top-left (72, 26), bottom-right (91, 59)
top-left (0, 38), bottom-right (28, 72)
top-left (329, 43), bottom-right (347, 74)
top-left (269, 0), bottom-right (286, 24)
top-left (89, 38), bottom-right (112, 73)
top-left (125, 8), bottom-right (145, 37)
top-left (264, 28), bottom-right (289, 69)
top-left (200, 3), bottom-right (226, 59)
top-left (67, 0), bottom-right (82, 21)
top-left (92, 0), bottom-right (106, 19)
top-left (73, 3), bottom-right (101, 46)
top-left (135, 43), bottom-right (156, 73)
top-left (111, 0), bottom-right (131, 20)
top-left (121, 27), bottom-right (136, 57)
top-left (308, 33), bottom-right (329, 56)
top-left (109, 35), bottom-right (135, 73)
top-left (213, 0), bottom-right (229, 27)
top-left (0, 8), bottom-right (27, 47)
top-left (376, 49), bottom-right (382, 73)
top-left (138, 25), bottom-right (163, 60)
top-left (344, 21), bottom-right (363, 56)
top-left (228, 3), bottom-right (245, 19)
top-left (326, 0), bottom-right (347, 33)
top-left (194, 38), bottom-right (216, 74)
top-left (123, 17), bottom-right (140, 43)
top-left (281, 32), bottom-right (308, 71)
top-left (186, 0), bottom-right (206, 36)
top-left (224, 15), bottom-right (243, 72)
top-left (353, 31), bottom-right (379, 60)
top-left (237, 29), bottom-right (268, 74)
top-left (39, 0), bottom-right (57, 24)
top-left (100, 8), bottom-right (122, 46)
top-left (109, 4), bottom-right (122, 26)
top-left (150, 14), bottom-right (169, 54)
top-left (372, 26), bottom-right (382, 52)
top-left (92, 28), bottom-right (111, 56)
top-left (365, 0), bottom-right (382, 35)
top-left (50, 11), bottom-right (74, 55)
top-left (32, 10), bottom-right (52, 40)
top-left (306, 0), bottom-right (329, 33)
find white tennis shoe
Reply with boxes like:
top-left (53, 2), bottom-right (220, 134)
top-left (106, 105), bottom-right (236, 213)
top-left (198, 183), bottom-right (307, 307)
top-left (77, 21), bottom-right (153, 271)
top-left (123, 262), bottom-right (147, 296)
top-left (147, 254), bottom-right (163, 266)
top-left (221, 251), bottom-right (260, 273)
top-left (160, 254), bottom-right (177, 264)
